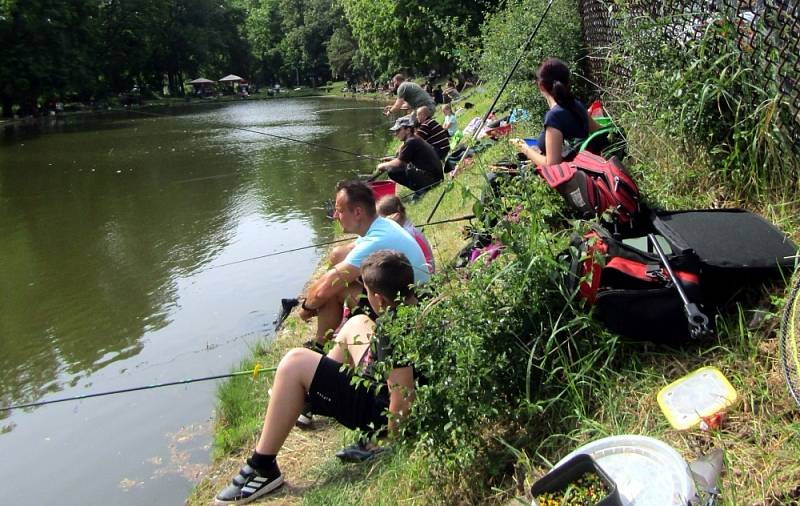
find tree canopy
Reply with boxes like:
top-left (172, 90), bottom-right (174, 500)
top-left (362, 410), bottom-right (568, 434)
top-left (0, 0), bottom-right (501, 116)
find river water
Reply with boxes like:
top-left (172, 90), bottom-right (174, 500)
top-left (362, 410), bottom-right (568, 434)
top-left (0, 98), bottom-right (390, 505)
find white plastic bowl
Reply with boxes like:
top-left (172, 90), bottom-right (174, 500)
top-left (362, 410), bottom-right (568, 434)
top-left (554, 435), bottom-right (696, 505)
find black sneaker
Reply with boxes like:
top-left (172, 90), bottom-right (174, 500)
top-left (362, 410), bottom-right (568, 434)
top-left (335, 440), bottom-right (387, 463)
top-left (215, 461), bottom-right (283, 505)
top-left (295, 397), bottom-right (313, 429)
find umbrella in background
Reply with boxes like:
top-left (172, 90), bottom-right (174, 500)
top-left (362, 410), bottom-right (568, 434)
top-left (219, 74), bottom-right (244, 83)
top-left (188, 77), bottom-right (216, 96)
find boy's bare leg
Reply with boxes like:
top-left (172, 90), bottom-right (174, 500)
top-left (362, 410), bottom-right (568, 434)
top-left (255, 349), bottom-right (323, 454)
top-left (327, 314), bottom-right (375, 368)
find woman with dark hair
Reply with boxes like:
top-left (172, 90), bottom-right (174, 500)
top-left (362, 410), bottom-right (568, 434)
top-left (511, 58), bottom-right (600, 165)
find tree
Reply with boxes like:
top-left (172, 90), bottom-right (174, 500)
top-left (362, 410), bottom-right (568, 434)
top-left (340, 0), bottom-right (499, 75)
top-left (326, 26), bottom-right (357, 79)
top-left (0, 0), bottom-right (98, 116)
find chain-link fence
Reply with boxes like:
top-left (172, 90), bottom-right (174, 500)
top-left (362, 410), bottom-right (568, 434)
top-left (578, 0), bottom-right (799, 147)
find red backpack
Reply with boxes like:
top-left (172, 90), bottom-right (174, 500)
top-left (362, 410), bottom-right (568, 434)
top-left (536, 152), bottom-right (640, 225)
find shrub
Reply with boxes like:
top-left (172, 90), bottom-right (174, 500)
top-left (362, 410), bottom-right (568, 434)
top-left (610, 8), bottom-right (798, 200)
top-left (376, 174), bottom-right (620, 500)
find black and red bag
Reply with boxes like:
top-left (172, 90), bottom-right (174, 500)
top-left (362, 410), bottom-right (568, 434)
top-left (566, 225), bottom-right (706, 343)
top-left (536, 152), bottom-right (640, 226)
top-left (564, 209), bottom-right (797, 343)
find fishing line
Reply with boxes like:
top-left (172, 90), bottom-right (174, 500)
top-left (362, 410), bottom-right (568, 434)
top-left (425, 0), bottom-right (555, 225)
top-left (0, 366), bottom-right (278, 412)
top-left (118, 107), bottom-right (386, 161)
top-left (314, 106), bottom-right (385, 113)
top-left (171, 156), bottom-right (378, 185)
top-left (196, 214), bottom-right (475, 273)
top-left (0, 213), bottom-right (475, 413)
top-left (200, 236), bottom-right (357, 272)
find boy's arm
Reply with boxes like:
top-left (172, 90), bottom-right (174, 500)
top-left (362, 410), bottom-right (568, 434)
top-left (386, 366), bottom-right (415, 432)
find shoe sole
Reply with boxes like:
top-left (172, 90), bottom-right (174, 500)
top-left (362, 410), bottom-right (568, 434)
top-left (295, 414), bottom-right (313, 429)
top-left (214, 475), bottom-right (284, 505)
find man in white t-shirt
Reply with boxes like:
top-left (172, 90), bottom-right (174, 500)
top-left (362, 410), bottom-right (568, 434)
top-left (297, 180), bottom-right (429, 346)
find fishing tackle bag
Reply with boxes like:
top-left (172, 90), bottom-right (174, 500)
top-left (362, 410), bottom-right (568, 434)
top-left (565, 225), bottom-right (705, 343)
top-left (536, 152), bottom-right (640, 227)
top-left (564, 209), bottom-right (797, 343)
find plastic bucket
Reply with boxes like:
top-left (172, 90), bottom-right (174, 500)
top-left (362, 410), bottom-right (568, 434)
top-left (369, 180), bottom-right (396, 200)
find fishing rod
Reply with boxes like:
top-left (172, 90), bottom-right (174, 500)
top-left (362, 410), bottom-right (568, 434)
top-left (118, 107), bottom-right (386, 162)
top-left (424, 0), bottom-right (555, 225)
top-left (0, 365), bottom-right (277, 412)
top-left (198, 214), bottom-right (475, 273)
top-left (173, 155), bottom-right (380, 185)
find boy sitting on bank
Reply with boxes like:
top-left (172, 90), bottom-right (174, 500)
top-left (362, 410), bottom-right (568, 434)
top-left (215, 250), bottom-right (419, 505)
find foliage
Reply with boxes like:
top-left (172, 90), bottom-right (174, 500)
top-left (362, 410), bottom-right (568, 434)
top-left (375, 174), bottom-right (620, 499)
top-left (341, 0), bottom-right (499, 76)
top-left (0, 0), bottom-right (252, 116)
top-left (0, 0), bottom-right (99, 115)
top-left (610, 6), bottom-right (798, 199)
top-left (477, 0), bottom-right (586, 116)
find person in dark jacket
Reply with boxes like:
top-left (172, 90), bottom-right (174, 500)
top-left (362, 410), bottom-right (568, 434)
top-left (376, 116), bottom-right (443, 193)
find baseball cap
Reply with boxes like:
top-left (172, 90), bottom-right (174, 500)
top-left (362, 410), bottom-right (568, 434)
top-left (389, 116), bottom-right (415, 131)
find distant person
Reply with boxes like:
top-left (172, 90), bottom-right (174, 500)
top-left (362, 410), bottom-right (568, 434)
top-left (214, 250), bottom-right (420, 505)
top-left (376, 195), bottom-right (435, 273)
top-left (433, 85), bottom-right (444, 105)
top-left (383, 73), bottom-right (435, 116)
top-left (296, 181), bottom-right (429, 346)
top-left (511, 57), bottom-right (600, 165)
top-left (442, 103), bottom-right (457, 136)
top-left (443, 79), bottom-right (459, 103)
top-left (376, 117), bottom-right (443, 194)
top-left (415, 106), bottom-right (450, 160)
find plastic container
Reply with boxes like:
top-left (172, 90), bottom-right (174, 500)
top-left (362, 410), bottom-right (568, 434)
top-left (588, 99), bottom-right (605, 118)
top-left (531, 454), bottom-right (622, 506)
top-left (368, 180), bottom-right (396, 200)
top-left (555, 435), bottom-right (696, 505)
top-left (657, 366), bottom-right (737, 430)
top-left (595, 116), bottom-right (613, 128)
top-left (524, 138), bottom-right (539, 148)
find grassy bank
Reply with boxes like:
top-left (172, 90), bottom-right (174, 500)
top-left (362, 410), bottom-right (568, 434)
top-left (189, 73), bottom-right (800, 505)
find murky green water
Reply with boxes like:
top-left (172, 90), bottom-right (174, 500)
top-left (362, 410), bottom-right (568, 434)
top-left (0, 98), bottom-right (390, 505)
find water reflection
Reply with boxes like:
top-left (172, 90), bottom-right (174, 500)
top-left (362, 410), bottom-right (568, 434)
top-left (0, 98), bottom-right (390, 414)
